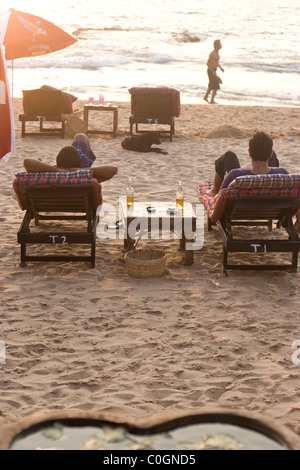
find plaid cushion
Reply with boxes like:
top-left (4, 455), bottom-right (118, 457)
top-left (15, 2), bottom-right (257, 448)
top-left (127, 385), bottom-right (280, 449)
top-left (129, 86), bottom-right (180, 95)
top-left (198, 176), bottom-right (300, 222)
top-left (38, 86), bottom-right (78, 114)
top-left (16, 170), bottom-right (93, 179)
top-left (129, 86), bottom-right (181, 117)
top-left (229, 173), bottom-right (300, 189)
top-left (13, 171), bottom-right (102, 211)
top-left (40, 85), bottom-right (78, 102)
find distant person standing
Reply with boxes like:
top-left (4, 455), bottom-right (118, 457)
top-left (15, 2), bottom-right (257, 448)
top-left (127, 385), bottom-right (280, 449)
top-left (203, 39), bottom-right (224, 104)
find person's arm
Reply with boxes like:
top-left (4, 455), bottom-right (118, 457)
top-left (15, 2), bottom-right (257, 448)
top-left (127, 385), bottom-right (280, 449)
top-left (91, 165), bottom-right (118, 183)
top-left (24, 158), bottom-right (118, 182)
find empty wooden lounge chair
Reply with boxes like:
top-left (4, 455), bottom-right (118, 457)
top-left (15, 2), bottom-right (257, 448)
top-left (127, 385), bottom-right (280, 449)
top-left (197, 173), bottom-right (300, 273)
top-left (128, 86), bottom-right (180, 141)
top-left (13, 170), bottom-right (102, 267)
top-left (19, 85), bottom-right (79, 137)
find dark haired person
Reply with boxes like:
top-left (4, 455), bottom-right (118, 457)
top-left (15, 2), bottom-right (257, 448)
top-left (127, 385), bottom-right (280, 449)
top-left (206, 131), bottom-right (300, 232)
top-left (56, 145), bottom-right (82, 169)
top-left (23, 145), bottom-right (117, 183)
top-left (206, 132), bottom-right (287, 197)
top-left (56, 133), bottom-right (96, 169)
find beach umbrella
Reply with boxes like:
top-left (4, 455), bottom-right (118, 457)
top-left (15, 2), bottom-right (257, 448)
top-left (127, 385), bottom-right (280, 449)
top-left (0, 42), bottom-right (14, 162)
top-left (0, 8), bottom-right (77, 95)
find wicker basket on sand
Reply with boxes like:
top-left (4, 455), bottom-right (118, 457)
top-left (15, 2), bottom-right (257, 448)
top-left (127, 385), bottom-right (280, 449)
top-left (65, 116), bottom-right (88, 138)
top-left (125, 248), bottom-right (166, 278)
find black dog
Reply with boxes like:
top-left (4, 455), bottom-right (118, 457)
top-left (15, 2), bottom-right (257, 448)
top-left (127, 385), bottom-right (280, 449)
top-left (121, 132), bottom-right (168, 154)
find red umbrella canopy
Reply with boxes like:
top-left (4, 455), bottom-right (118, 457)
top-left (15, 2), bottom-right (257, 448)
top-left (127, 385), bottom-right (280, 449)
top-left (0, 43), bottom-right (15, 161)
top-left (0, 9), bottom-right (77, 60)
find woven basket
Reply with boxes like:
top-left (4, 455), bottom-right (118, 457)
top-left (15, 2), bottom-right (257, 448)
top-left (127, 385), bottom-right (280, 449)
top-left (125, 248), bottom-right (166, 278)
top-left (65, 116), bottom-right (88, 138)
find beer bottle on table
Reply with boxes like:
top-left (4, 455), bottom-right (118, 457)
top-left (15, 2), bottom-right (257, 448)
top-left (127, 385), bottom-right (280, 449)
top-left (126, 178), bottom-right (134, 206)
top-left (176, 181), bottom-right (184, 209)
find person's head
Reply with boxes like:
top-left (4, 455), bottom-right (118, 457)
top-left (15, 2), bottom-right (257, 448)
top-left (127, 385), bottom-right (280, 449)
top-left (56, 146), bottom-right (81, 169)
top-left (214, 39), bottom-right (222, 50)
top-left (248, 132), bottom-right (273, 161)
top-left (72, 133), bottom-right (90, 146)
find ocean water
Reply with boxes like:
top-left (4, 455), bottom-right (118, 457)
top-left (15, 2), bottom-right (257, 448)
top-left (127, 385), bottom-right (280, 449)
top-left (3, 0), bottom-right (300, 106)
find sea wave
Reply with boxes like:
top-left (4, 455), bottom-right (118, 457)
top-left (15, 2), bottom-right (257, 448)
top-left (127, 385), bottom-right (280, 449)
top-left (10, 56), bottom-right (131, 70)
top-left (172, 31), bottom-right (202, 43)
top-left (135, 52), bottom-right (174, 64)
top-left (6, 0), bottom-right (300, 107)
top-left (239, 62), bottom-right (300, 74)
top-left (72, 26), bottom-right (135, 37)
top-left (10, 51), bottom-right (174, 69)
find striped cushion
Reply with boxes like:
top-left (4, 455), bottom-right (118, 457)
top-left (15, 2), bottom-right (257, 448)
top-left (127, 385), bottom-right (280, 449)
top-left (40, 85), bottom-right (78, 113)
top-left (13, 171), bottom-right (102, 211)
top-left (198, 176), bottom-right (300, 223)
top-left (16, 170), bottom-right (93, 179)
top-left (229, 173), bottom-right (300, 189)
top-left (129, 86), bottom-right (181, 117)
top-left (129, 86), bottom-right (180, 95)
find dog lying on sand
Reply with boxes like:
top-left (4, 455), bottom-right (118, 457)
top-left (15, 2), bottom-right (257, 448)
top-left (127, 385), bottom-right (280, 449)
top-left (121, 132), bottom-right (168, 154)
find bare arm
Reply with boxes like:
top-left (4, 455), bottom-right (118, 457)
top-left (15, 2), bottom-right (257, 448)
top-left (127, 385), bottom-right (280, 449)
top-left (92, 165), bottom-right (118, 182)
top-left (23, 158), bottom-right (118, 183)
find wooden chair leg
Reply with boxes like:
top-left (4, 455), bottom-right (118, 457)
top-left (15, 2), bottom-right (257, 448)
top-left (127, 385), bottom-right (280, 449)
top-left (21, 120), bottom-right (25, 137)
top-left (20, 244), bottom-right (26, 267)
top-left (62, 120), bottom-right (66, 138)
top-left (292, 251), bottom-right (298, 272)
top-left (91, 240), bottom-right (96, 268)
top-left (222, 246), bottom-right (228, 275)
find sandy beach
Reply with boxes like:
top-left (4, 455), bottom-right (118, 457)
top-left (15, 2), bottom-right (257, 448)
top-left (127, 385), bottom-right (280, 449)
top-left (1, 99), bottom-right (300, 439)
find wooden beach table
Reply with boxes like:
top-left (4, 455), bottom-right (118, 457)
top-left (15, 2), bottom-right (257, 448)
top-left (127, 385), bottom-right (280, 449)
top-left (83, 104), bottom-right (118, 137)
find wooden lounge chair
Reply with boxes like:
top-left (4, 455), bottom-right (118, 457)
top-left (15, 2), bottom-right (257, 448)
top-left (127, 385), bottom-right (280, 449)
top-left (13, 171), bottom-right (102, 267)
top-left (128, 86), bottom-right (180, 141)
top-left (19, 86), bottom-right (79, 137)
top-left (197, 174), bottom-right (300, 273)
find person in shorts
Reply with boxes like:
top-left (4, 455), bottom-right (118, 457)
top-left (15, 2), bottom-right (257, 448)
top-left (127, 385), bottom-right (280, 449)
top-left (203, 39), bottom-right (224, 104)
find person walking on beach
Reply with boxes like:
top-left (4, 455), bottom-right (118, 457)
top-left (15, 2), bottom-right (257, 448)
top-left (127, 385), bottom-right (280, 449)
top-left (203, 39), bottom-right (224, 104)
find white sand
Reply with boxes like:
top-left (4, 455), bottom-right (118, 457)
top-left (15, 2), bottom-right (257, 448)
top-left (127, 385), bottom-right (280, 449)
top-left (1, 99), bottom-right (300, 437)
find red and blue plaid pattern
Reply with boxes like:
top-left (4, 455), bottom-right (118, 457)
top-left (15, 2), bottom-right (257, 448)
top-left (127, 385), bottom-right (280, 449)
top-left (13, 171), bottom-right (102, 210)
top-left (198, 174), bottom-right (300, 223)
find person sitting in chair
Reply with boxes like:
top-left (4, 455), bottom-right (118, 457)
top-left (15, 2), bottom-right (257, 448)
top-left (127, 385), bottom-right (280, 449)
top-left (206, 131), bottom-right (300, 232)
top-left (71, 133), bottom-right (96, 168)
top-left (206, 132), bottom-right (287, 196)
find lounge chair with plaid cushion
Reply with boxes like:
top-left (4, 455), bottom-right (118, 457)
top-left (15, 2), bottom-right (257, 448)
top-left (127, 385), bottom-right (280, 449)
top-left (13, 170), bottom-right (102, 267)
top-left (128, 86), bottom-right (180, 141)
top-left (197, 174), bottom-right (300, 273)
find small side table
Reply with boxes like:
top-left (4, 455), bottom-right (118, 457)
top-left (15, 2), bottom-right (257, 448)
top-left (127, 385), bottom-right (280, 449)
top-left (120, 201), bottom-right (197, 265)
top-left (83, 104), bottom-right (118, 137)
